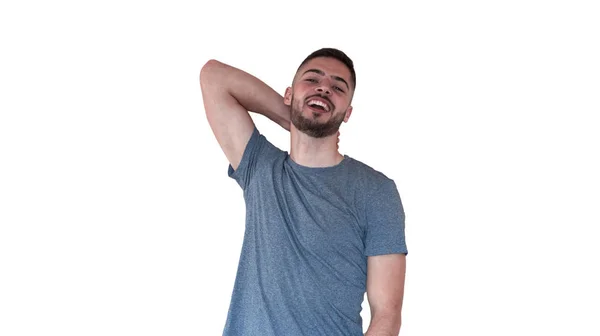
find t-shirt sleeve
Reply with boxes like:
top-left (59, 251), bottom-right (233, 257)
top-left (227, 126), bottom-right (269, 190)
top-left (364, 179), bottom-right (408, 256)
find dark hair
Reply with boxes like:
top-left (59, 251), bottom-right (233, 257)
top-left (297, 48), bottom-right (356, 89)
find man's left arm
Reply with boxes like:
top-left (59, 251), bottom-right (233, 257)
top-left (364, 253), bottom-right (406, 336)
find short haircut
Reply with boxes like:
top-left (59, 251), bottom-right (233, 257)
top-left (297, 48), bottom-right (356, 89)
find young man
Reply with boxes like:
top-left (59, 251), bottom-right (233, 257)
top-left (200, 48), bottom-right (408, 336)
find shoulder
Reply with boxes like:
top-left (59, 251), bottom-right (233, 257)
top-left (343, 156), bottom-right (405, 229)
top-left (344, 156), bottom-right (397, 192)
top-left (227, 126), bottom-right (287, 188)
top-left (247, 127), bottom-right (287, 158)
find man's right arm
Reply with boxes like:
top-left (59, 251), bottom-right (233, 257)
top-left (199, 59), bottom-right (291, 170)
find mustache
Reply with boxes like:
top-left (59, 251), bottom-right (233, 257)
top-left (305, 94), bottom-right (334, 110)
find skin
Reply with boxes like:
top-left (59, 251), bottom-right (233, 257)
top-left (283, 57), bottom-right (354, 168)
top-left (200, 56), bottom-right (406, 335)
top-left (365, 254), bottom-right (406, 336)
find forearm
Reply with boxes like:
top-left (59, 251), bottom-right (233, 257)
top-left (201, 59), bottom-right (290, 130)
top-left (364, 313), bottom-right (401, 336)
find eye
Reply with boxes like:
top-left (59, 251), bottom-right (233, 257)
top-left (305, 78), bottom-right (318, 83)
top-left (333, 86), bottom-right (345, 92)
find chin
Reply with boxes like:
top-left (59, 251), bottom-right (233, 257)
top-left (304, 108), bottom-right (330, 119)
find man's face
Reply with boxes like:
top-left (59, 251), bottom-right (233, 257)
top-left (284, 57), bottom-right (354, 138)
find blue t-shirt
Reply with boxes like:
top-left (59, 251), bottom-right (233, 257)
top-left (223, 127), bottom-right (408, 336)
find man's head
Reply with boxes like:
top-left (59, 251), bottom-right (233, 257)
top-left (284, 48), bottom-right (356, 138)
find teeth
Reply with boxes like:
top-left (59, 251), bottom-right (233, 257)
top-left (307, 99), bottom-right (329, 111)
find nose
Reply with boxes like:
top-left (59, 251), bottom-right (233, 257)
top-left (316, 85), bottom-right (331, 95)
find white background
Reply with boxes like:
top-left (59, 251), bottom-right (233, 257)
top-left (1, 1), bottom-right (599, 335)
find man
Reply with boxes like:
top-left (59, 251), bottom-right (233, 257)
top-left (200, 48), bottom-right (408, 336)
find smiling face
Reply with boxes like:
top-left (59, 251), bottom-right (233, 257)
top-left (284, 57), bottom-right (354, 138)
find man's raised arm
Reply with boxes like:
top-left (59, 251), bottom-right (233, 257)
top-left (199, 60), bottom-right (291, 170)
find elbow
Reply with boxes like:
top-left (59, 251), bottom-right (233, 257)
top-left (199, 59), bottom-right (223, 84)
top-left (201, 59), bottom-right (220, 73)
top-left (367, 309), bottom-right (402, 336)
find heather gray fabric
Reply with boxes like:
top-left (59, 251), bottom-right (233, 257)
top-left (222, 127), bottom-right (407, 336)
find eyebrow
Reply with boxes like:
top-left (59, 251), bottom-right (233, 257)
top-left (302, 69), bottom-right (350, 90)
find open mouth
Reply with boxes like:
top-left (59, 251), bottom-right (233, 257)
top-left (306, 97), bottom-right (332, 112)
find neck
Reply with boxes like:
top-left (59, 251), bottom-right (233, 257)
top-left (289, 126), bottom-right (344, 168)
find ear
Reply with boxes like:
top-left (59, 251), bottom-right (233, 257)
top-left (343, 106), bottom-right (353, 123)
top-left (284, 87), bottom-right (292, 106)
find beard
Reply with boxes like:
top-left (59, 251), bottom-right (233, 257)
top-left (290, 95), bottom-right (346, 138)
